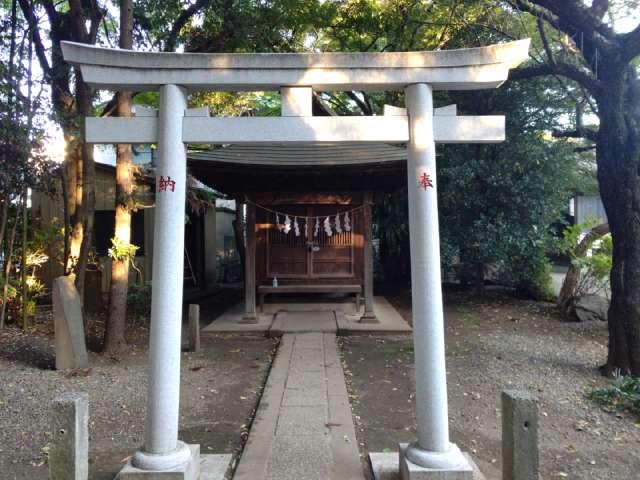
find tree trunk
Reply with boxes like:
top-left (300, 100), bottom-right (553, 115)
top-left (0, 213), bottom-right (19, 329)
top-left (597, 66), bottom-right (640, 376)
top-left (20, 188), bottom-right (28, 329)
top-left (73, 79), bottom-right (96, 304)
top-left (104, 0), bottom-right (134, 355)
top-left (104, 104), bottom-right (134, 354)
top-left (557, 223), bottom-right (610, 317)
top-left (0, 197), bottom-right (9, 254)
top-left (66, 140), bottom-right (83, 274)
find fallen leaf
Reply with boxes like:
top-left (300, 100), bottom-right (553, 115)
top-left (64, 368), bottom-right (92, 378)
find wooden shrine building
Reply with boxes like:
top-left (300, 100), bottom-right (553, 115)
top-left (188, 143), bottom-right (408, 321)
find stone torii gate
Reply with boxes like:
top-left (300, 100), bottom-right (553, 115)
top-left (62, 39), bottom-right (529, 480)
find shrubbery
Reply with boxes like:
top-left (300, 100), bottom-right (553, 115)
top-left (590, 375), bottom-right (640, 417)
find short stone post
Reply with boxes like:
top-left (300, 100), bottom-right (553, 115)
top-left (188, 304), bottom-right (200, 352)
top-left (49, 392), bottom-right (88, 480)
top-left (502, 390), bottom-right (539, 480)
top-left (53, 276), bottom-right (89, 370)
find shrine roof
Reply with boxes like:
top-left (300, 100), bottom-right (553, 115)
top-left (187, 143), bottom-right (407, 195)
top-left (188, 143), bottom-right (407, 166)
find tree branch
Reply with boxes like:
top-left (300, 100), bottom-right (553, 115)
top-left (590, 0), bottom-right (608, 20)
top-left (537, 17), bottom-right (555, 65)
top-left (528, 0), bottom-right (615, 41)
top-left (345, 91), bottom-right (373, 115)
top-left (506, 0), bottom-right (560, 31)
top-left (17, 0), bottom-right (51, 78)
top-left (620, 23), bottom-right (640, 62)
top-left (574, 145), bottom-right (596, 153)
top-left (552, 127), bottom-right (598, 142)
top-left (164, 0), bottom-right (210, 52)
top-left (508, 62), bottom-right (603, 98)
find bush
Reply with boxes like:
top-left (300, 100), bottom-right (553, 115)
top-left (127, 281), bottom-right (152, 316)
top-left (589, 375), bottom-right (640, 416)
top-left (528, 259), bottom-right (555, 301)
top-left (561, 220), bottom-right (612, 298)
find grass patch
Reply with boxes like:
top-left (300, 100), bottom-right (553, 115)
top-left (458, 308), bottom-right (481, 327)
top-left (589, 376), bottom-right (640, 416)
top-left (380, 344), bottom-right (414, 357)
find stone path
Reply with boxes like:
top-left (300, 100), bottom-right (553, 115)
top-left (234, 323), bottom-right (364, 480)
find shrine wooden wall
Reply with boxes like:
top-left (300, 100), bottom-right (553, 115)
top-left (251, 192), bottom-right (366, 287)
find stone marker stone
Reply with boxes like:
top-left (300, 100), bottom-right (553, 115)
top-left (502, 390), bottom-right (538, 480)
top-left (575, 294), bottom-right (609, 322)
top-left (188, 304), bottom-right (200, 352)
top-left (49, 392), bottom-right (89, 480)
top-left (53, 276), bottom-right (89, 370)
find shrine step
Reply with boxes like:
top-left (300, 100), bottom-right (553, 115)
top-left (269, 310), bottom-right (338, 335)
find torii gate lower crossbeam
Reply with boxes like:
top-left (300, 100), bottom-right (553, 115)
top-left (62, 39), bottom-right (530, 480)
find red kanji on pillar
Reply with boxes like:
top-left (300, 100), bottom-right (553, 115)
top-left (158, 176), bottom-right (176, 192)
top-left (418, 172), bottom-right (434, 190)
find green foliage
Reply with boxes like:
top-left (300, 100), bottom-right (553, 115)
top-left (127, 281), bottom-right (152, 316)
top-left (519, 258), bottom-right (555, 301)
top-left (0, 274), bottom-right (40, 326)
top-left (108, 238), bottom-right (139, 262)
top-left (190, 91), bottom-right (280, 117)
top-left (590, 376), bottom-right (640, 417)
top-left (561, 220), bottom-right (612, 298)
top-left (435, 76), bottom-right (586, 297)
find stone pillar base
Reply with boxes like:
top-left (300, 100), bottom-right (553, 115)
top-left (399, 443), bottom-right (474, 480)
top-left (118, 443), bottom-right (200, 480)
top-left (239, 314), bottom-right (259, 324)
top-left (358, 313), bottom-right (379, 324)
top-left (369, 448), bottom-right (485, 480)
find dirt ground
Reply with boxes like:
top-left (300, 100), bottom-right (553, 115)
top-left (0, 305), bottom-right (276, 480)
top-left (3, 287), bottom-right (639, 480)
top-left (341, 289), bottom-right (640, 480)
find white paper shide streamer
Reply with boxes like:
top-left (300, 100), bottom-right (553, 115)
top-left (344, 211), bottom-right (351, 232)
top-left (267, 203), bottom-right (359, 237)
top-left (323, 216), bottom-right (332, 236)
top-left (334, 213), bottom-right (342, 233)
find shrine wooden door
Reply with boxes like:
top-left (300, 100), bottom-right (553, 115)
top-left (266, 205), bottom-right (357, 281)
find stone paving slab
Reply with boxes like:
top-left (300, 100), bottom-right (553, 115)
top-left (266, 434), bottom-right (332, 480)
top-left (199, 454), bottom-right (232, 480)
top-left (234, 325), bottom-right (365, 480)
top-left (202, 297), bottom-right (410, 334)
top-left (270, 310), bottom-right (338, 335)
top-left (276, 405), bottom-right (328, 435)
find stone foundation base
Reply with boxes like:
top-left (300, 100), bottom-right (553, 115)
top-left (358, 313), bottom-right (379, 324)
top-left (369, 444), bottom-right (485, 480)
top-left (118, 444), bottom-right (200, 480)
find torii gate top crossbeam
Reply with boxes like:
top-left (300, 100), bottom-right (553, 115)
top-left (61, 39), bottom-right (530, 92)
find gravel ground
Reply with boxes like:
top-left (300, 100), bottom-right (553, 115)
top-left (341, 290), bottom-right (640, 480)
top-left (0, 311), bottom-right (276, 480)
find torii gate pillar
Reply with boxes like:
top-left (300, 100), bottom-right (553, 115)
top-left (401, 83), bottom-right (471, 478)
top-left (127, 84), bottom-right (201, 478)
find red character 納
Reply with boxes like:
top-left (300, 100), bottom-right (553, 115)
top-left (158, 176), bottom-right (176, 192)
